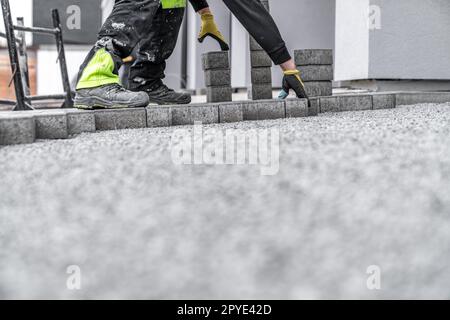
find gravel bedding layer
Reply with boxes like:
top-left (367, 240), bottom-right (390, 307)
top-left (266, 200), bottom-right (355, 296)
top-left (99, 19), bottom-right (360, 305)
top-left (1, 103), bottom-right (450, 299)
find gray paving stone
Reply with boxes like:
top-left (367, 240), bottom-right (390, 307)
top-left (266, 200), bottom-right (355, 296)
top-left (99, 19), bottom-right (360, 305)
top-left (170, 106), bottom-right (192, 126)
top-left (285, 99), bottom-right (308, 118)
top-left (256, 100), bottom-right (285, 120)
top-left (205, 69), bottom-right (231, 86)
top-left (65, 109), bottom-right (96, 135)
top-left (249, 36), bottom-right (263, 51)
top-left (251, 68), bottom-right (272, 84)
top-left (395, 92), bottom-right (450, 106)
top-left (339, 95), bottom-right (373, 112)
top-left (207, 86), bottom-right (232, 103)
top-left (190, 104), bottom-right (219, 125)
top-left (202, 51), bottom-right (230, 70)
top-left (250, 51), bottom-right (272, 68)
top-left (147, 106), bottom-right (172, 128)
top-left (95, 108), bottom-right (147, 131)
top-left (242, 101), bottom-right (259, 121)
top-left (249, 84), bottom-right (273, 101)
top-left (298, 65), bottom-right (333, 81)
top-left (33, 110), bottom-right (68, 139)
top-left (0, 113), bottom-right (35, 145)
top-left (242, 100), bottom-right (285, 121)
top-left (218, 102), bottom-right (244, 123)
top-left (319, 96), bottom-right (340, 113)
top-left (308, 98), bottom-right (320, 116)
top-left (295, 49), bottom-right (333, 66)
top-left (372, 94), bottom-right (396, 110)
top-left (304, 81), bottom-right (332, 97)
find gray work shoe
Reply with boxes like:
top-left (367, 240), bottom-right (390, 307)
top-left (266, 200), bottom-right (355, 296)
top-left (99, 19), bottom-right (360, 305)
top-left (74, 84), bottom-right (149, 110)
top-left (139, 80), bottom-right (191, 105)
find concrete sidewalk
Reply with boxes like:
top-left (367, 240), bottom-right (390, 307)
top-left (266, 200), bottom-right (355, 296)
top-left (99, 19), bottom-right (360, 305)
top-left (1, 103), bottom-right (450, 299)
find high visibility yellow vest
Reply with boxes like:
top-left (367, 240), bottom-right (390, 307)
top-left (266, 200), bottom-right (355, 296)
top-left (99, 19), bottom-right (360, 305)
top-left (161, 0), bottom-right (186, 9)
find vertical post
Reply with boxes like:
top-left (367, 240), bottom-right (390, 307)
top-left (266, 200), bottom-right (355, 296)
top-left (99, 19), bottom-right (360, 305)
top-left (1, 0), bottom-right (32, 110)
top-left (52, 9), bottom-right (73, 108)
top-left (16, 17), bottom-right (31, 96)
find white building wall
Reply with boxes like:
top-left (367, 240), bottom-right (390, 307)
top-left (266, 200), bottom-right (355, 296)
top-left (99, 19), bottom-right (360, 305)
top-left (369, 0), bottom-right (450, 80)
top-left (36, 46), bottom-right (90, 95)
top-left (334, 0), bottom-right (369, 81)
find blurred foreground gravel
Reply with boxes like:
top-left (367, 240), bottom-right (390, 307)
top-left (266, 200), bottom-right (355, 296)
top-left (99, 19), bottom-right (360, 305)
top-left (1, 103), bottom-right (450, 299)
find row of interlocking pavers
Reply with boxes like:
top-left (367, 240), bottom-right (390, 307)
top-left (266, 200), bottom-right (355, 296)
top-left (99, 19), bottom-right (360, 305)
top-left (2, 91), bottom-right (450, 146)
top-left (295, 49), bottom-right (334, 97)
top-left (248, 0), bottom-right (273, 101)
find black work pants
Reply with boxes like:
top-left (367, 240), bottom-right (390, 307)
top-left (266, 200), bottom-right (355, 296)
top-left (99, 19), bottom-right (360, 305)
top-left (77, 0), bottom-right (291, 87)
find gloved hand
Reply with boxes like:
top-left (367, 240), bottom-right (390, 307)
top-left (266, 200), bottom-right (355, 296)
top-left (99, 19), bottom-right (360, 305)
top-left (278, 70), bottom-right (309, 99)
top-left (198, 13), bottom-right (230, 51)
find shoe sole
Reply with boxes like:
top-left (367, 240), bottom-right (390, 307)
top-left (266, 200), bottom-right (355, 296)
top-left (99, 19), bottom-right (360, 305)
top-left (74, 96), bottom-right (149, 110)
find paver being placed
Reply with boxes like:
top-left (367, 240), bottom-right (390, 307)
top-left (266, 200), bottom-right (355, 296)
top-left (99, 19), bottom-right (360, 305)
top-left (0, 113), bottom-right (35, 145)
top-left (33, 110), bottom-right (69, 140)
top-left (95, 108), bottom-right (147, 131)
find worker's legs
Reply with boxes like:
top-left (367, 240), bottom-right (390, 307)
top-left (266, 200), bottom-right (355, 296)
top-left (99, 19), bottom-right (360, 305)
top-left (75, 0), bottom-right (161, 109)
top-left (126, 6), bottom-right (191, 104)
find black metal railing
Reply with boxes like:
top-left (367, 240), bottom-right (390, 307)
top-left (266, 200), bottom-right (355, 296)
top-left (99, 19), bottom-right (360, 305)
top-left (0, 0), bottom-right (73, 110)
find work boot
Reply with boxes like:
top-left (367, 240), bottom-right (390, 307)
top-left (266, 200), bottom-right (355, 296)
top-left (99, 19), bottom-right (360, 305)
top-left (140, 80), bottom-right (191, 105)
top-left (74, 84), bottom-right (149, 110)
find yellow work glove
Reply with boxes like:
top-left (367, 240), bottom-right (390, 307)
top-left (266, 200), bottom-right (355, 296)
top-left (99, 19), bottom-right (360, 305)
top-left (198, 13), bottom-right (230, 51)
top-left (278, 70), bottom-right (309, 99)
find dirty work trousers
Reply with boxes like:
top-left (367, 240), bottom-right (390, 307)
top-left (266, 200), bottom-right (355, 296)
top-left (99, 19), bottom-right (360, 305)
top-left (124, 6), bottom-right (186, 90)
top-left (77, 0), bottom-right (291, 90)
